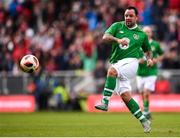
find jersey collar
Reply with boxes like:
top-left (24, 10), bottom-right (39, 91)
top-left (126, 24), bottom-right (138, 30)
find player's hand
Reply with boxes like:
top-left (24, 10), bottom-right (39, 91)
top-left (147, 59), bottom-right (154, 67)
top-left (117, 38), bottom-right (128, 46)
top-left (139, 58), bottom-right (145, 64)
top-left (153, 58), bottom-right (158, 64)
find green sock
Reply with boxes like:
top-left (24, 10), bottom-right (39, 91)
top-left (126, 98), bottom-right (146, 122)
top-left (102, 76), bottom-right (116, 105)
top-left (143, 100), bottom-right (149, 113)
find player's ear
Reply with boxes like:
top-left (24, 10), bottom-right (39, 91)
top-left (135, 16), bottom-right (138, 21)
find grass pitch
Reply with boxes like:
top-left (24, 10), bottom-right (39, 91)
top-left (0, 112), bottom-right (180, 137)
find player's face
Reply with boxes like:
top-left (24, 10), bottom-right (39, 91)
top-left (143, 27), bottom-right (152, 39)
top-left (124, 9), bottom-right (137, 28)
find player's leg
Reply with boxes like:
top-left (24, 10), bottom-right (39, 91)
top-left (143, 76), bottom-right (157, 119)
top-left (136, 76), bottom-right (151, 119)
top-left (136, 76), bottom-right (144, 94)
top-left (95, 67), bottom-right (117, 111)
top-left (119, 86), bottom-right (151, 133)
top-left (121, 92), bottom-right (147, 121)
top-left (118, 59), bottom-right (151, 132)
top-left (142, 88), bottom-right (151, 119)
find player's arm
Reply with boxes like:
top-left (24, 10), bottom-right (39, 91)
top-left (102, 34), bottom-right (128, 46)
top-left (144, 51), bottom-right (153, 67)
top-left (102, 33), bottom-right (119, 43)
top-left (138, 50), bottom-right (153, 66)
top-left (142, 35), bottom-right (153, 67)
top-left (153, 42), bottom-right (164, 64)
top-left (102, 22), bottom-right (128, 46)
top-left (153, 55), bottom-right (164, 64)
top-left (138, 48), bottom-right (146, 64)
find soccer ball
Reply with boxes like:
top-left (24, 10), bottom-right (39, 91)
top-left (20, 54), bottom-right (39, 73)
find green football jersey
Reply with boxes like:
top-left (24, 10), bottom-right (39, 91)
top-left (137, 40), bottom-right (164, 76)
top-left (105, 21), bottom-right (151, 63)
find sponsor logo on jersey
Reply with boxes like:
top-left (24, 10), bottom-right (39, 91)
top-left (133, 34), bottom-right (139, 40)
top-left (119, 31), bottom-right (124, 33)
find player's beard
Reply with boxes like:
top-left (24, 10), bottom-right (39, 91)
top-left (125, 21), bottom-right (135, 28)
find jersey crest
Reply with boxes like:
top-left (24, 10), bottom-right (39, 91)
top-left (133, 34), bottom-right (139, 40)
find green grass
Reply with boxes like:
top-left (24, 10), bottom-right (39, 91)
top-left (0, 112), bottom-right (180, 137)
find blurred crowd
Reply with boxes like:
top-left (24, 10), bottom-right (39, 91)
top-left (0, 0), bottom-right (179, 110)
top-left (0, 0), bottom-right (179, 74)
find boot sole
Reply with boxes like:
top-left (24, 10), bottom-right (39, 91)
top-left (95, 106), bottom-right (108, 111)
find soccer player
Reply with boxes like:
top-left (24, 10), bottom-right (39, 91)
top-left (137, 26), bottom-right (164, 119)
top-left (94, 6), bottom-right (153, 133)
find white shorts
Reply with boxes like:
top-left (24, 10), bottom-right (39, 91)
top-left (136, 76), bottom-right (157, 92)
top-left (111, 58), bottom-right (138, 95)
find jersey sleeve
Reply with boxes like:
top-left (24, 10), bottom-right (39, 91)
top-left (105, 22), bottom-right (119, 36)
top-left (156, 42), bottom-right (164, 55)
top-left (141, 34), bottom-right (151, 52)
top-left (139, 48), bottom-right (145, 58)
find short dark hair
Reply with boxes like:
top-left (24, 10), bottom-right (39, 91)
top-left (126, 6), bottom-right (138, 16)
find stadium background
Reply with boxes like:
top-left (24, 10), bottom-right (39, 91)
top-left (0, 0), bottom-right (180, 136)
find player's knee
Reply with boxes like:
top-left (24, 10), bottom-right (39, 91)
top-left (144, 93), bottom-right (149, 99)
top-left (107, 67), bottom-right (118, 77)
top-left (143, 90), bottom-right (150, 99)
top-left (121, 92), bottom-right (131, 103)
